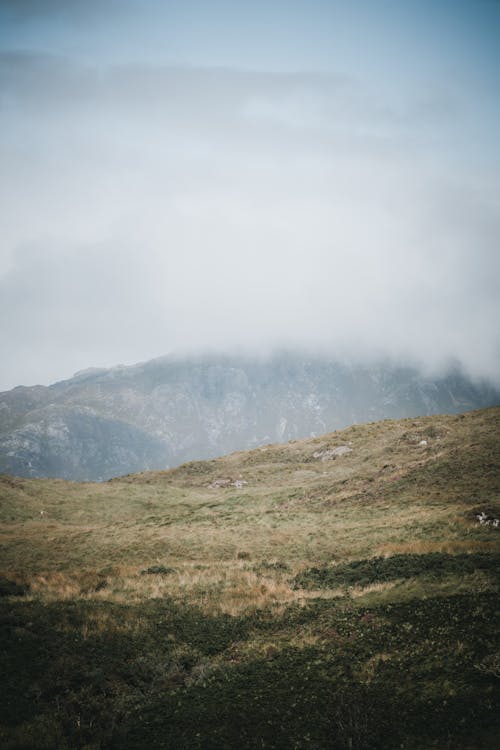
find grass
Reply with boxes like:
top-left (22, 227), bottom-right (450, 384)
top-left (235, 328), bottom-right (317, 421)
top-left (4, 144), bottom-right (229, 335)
top-left (0, 406), bottom-right (499, 748)
top-left (292, 551), bottom-right (500, 589)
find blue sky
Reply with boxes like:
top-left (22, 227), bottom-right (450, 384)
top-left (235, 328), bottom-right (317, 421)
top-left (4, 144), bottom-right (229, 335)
top-left (2, 1), bottom-right (499, 81)
top-left (0, 0), bottom-right (499, 388)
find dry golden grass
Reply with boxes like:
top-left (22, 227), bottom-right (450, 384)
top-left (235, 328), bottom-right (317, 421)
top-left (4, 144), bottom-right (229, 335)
top-left (1, 407), bottom-right (499, 614)
top-left (20, 561), bottom-right (311, 614)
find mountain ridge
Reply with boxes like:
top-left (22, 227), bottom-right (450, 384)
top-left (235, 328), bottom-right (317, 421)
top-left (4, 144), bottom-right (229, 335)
top-left (1, 352), bottom-right (498, 481)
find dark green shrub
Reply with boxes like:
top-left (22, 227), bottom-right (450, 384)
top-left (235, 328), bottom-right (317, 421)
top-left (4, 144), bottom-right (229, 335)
top-left (293, 552), bottom-right (500, 590)
top-left (141, 565), bottom-right (177, 575)
top-left (0, 577), bottom-right (28, 597)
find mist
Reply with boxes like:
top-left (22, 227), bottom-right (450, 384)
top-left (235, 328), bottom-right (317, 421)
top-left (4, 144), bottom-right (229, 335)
top-left (1, 1), bottom-right (499, 390)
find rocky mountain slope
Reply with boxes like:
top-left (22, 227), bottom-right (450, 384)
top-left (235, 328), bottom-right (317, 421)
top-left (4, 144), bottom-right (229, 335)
top-left (0, 353), bottom-right (498, 480)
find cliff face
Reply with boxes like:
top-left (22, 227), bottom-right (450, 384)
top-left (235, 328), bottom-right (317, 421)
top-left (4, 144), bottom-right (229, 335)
top-left (0, 404), bottom-right (169, 481)
top-left (0, 353), bottom-right (498, 481)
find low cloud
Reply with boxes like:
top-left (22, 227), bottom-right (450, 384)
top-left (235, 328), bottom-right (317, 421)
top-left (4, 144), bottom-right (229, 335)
top-left (0, 54), bottom-right (499, 389)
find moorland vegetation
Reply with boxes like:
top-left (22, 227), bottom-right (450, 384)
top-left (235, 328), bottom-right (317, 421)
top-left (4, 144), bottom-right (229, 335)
top-left (0, 407), bottom-right (499, 748)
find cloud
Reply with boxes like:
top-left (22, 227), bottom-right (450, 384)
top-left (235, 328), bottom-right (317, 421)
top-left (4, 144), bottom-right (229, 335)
top-left (0, 53), bottom-right (499, 389)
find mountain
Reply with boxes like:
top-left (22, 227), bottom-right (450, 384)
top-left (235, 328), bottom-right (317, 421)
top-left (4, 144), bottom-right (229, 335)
top-left (0, 352), bottom-right (498, 480)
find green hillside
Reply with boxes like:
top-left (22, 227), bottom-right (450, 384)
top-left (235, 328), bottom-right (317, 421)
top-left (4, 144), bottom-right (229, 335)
top-left (1, 407), bottom-right (499, 748)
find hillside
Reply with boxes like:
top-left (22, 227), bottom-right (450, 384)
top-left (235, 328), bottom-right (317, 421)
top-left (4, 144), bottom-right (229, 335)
top-left (0, 352), bottom-right (499, 481)
top-left (0, 407), bottom-right (499, 748)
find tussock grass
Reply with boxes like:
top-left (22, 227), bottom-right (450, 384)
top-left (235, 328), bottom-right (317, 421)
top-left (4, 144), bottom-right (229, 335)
top-left (20, 561), bottom-right (311, 615)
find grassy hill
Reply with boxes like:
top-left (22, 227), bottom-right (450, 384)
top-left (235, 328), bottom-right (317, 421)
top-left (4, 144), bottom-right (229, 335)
top-left (0, 407), bottom-right (499, 748)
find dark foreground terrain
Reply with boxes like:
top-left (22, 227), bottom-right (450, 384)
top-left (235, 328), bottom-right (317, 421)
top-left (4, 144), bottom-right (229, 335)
top-left (1, 407), bottom-right (499, 748)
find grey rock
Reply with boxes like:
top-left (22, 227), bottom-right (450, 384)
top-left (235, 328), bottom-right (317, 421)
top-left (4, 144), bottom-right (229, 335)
top-left (313, 445), bottom-right (352, 460)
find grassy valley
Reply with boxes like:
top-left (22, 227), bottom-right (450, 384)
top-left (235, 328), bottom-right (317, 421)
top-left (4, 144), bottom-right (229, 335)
top-left (1, 407), bottom-right (499, 748)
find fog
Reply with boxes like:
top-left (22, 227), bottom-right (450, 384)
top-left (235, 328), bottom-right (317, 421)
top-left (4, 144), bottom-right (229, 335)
top-left (0, 1), bottom-right (499, 390)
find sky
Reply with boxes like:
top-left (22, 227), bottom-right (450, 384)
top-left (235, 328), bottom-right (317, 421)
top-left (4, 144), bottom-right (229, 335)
top-left (0, 0), bottom-right (499, 390)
